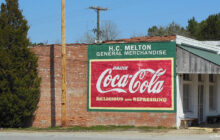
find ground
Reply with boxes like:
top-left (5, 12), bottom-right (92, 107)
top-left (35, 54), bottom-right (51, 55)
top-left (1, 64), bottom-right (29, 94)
top-left (0, 129), bottom-right (220, 140)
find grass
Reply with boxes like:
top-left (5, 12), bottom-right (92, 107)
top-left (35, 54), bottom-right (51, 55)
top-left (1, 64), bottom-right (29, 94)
top-left (1, 125), bottom-right (175, 132)
top-left (137, 126), bottom-right (176, 132)
top-left (66, 125), bottom-right (135, 131)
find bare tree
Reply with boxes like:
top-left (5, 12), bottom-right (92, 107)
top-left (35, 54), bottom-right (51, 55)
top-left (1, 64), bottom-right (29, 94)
top-left (100, 21), bottom-right (120, 41)
top-left (78, 21), bottom-right (120, 43)
top-left (130, 32), bottom-right (146, 38)
top-left (79, 32), bottom-right (96, 44)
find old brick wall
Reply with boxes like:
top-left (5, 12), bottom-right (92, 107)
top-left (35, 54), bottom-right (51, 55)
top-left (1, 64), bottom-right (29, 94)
top-left (31, 44), bottom-right (176, 128)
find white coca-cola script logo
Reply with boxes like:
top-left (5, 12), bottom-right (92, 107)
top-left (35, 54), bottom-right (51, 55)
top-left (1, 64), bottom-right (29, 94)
top-left (96, 68), bottom-right (166, 94)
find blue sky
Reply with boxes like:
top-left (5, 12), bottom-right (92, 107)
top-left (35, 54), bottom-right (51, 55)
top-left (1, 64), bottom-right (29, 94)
top-left (0, 0), bottom-right (220, 44)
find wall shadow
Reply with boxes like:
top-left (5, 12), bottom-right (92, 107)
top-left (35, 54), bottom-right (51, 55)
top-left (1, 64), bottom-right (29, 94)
top-left (50, 45), bottom-right (56, 127)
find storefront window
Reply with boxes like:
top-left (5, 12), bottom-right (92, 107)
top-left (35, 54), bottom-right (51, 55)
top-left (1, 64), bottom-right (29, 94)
top-left (183, 74), bottom-right (192, 81)
top-left (183, 84), bottom-right (193, 113)
top-left (198, 74), bottom-right (204, 82)
top-left (209, 74), bottom-right (217, 112)
top-left (209, 85), bottom-right (217, 111)
top-left (209, 74), bottom-right (214, 83)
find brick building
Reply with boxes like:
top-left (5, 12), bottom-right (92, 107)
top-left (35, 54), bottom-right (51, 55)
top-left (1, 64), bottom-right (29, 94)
top-left (31, 35), bottom-right (220, 128)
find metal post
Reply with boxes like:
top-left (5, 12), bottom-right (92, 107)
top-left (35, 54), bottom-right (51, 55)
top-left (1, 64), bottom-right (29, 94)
top-left (61, 0), bottom-right (66, 127)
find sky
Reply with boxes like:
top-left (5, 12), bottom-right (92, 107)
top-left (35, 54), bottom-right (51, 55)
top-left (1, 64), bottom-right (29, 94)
top-left (0, 0), bottom-right (220, 44)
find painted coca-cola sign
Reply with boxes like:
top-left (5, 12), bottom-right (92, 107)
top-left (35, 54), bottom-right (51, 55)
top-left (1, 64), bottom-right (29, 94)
top-left (88, 42), bottom-right (176, 112)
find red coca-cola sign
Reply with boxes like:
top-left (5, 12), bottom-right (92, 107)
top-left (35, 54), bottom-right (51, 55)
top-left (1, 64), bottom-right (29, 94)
top-left (88, 58), bottom-right (174, 111)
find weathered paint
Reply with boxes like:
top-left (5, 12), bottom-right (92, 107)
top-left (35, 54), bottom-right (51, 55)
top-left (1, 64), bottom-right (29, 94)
top-left (177, 47), bottom-right (220, 74)
top-left (87, 42), bottom-right (176, 112)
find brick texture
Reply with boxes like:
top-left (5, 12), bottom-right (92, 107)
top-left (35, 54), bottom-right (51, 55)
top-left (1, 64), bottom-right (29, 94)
top-left (31, 37), bottom-right (176, 128)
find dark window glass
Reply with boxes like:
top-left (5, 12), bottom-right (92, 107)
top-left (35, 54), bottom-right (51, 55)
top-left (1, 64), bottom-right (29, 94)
top-left (198, 74), bottom-right (203, 82)
top-left (209, 74), bottom-right (214, 83)
top-left (183, 74), bottom-right (191, 81)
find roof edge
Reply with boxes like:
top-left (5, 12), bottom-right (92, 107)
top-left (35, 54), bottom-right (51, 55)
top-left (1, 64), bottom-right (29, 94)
top-left (176, 35), bottom-right (220, 54)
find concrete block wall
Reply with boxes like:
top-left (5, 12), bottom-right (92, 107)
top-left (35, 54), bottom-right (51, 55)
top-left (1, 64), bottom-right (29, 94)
top-left (31, 44), bottom-right (176, 128)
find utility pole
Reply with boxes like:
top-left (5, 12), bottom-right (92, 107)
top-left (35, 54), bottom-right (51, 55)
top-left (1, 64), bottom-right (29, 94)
top-left (88, 6), bottom-right (108, 43)
top-left (61, 0), bottom-right (66, 127)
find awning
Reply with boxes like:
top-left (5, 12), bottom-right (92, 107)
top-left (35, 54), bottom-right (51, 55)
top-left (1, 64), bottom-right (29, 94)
top-left (179, 45), bottom-right (220, 66)
top-left (177, 45), bottom-right (220, 74)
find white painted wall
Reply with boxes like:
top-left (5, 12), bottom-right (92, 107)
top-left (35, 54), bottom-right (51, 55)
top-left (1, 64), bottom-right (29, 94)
top-left (176, 74), bottom-right (182, 128)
